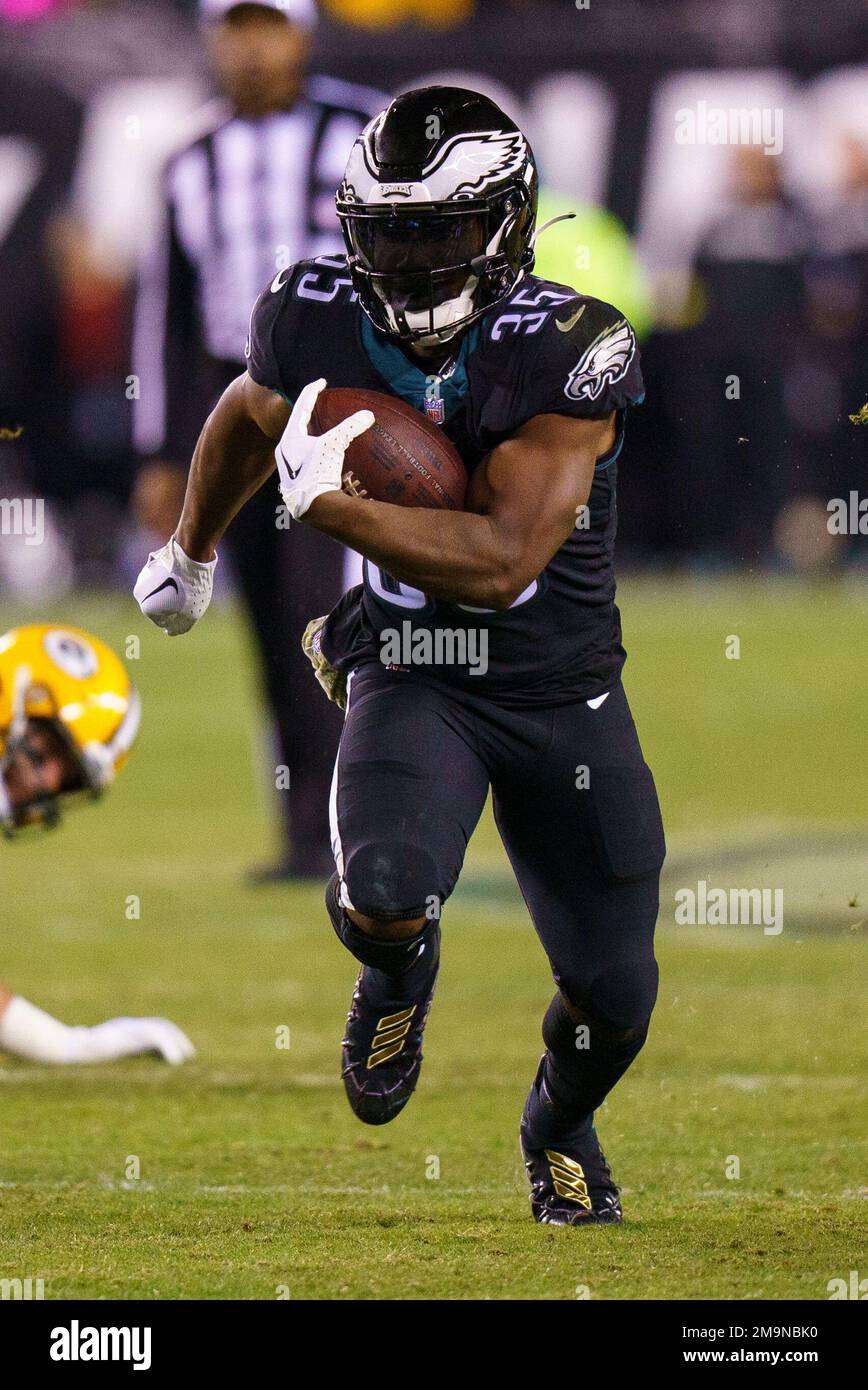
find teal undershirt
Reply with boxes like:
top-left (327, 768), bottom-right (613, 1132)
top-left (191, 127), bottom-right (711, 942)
top-left (360, 315), bottom-right (477, 421)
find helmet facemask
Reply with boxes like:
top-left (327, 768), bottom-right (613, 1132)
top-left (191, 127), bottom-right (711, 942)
top-left (0, 716), bottom-right (90, 836)
top-left (341, 192), bottom-right (535, 345)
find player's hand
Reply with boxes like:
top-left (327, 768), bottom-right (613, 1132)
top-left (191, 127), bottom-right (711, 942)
top-left (275, 378), bottom-right (374, 521)
top-left (134, 536), bottom-right (217, 636)
top-left (302, 615), bottom-right (347, 709)
top-left (94, 1016), bottom-right (196, 1065)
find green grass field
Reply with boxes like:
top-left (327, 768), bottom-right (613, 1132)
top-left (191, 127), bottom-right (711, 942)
top-left (1, 577), bottom-right (866, 1300)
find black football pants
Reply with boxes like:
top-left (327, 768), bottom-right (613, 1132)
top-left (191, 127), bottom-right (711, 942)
top-left (329, 662), bottom-right (664, 1033)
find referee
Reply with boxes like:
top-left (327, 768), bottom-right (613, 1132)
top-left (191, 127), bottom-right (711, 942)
top-left (132, 0), bottom-right (383, 881)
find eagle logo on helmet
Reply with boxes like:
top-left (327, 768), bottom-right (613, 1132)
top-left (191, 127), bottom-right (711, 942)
top-left (344, 128), bottom-right (530, 205)
top-left (425, 130), bottom-right (529, 198)
top-left (564, 320), bottom-right (636, 404)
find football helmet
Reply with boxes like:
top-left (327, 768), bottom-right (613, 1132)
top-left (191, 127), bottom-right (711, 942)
top-left (0, 625), bottom-right (140, 834)
top-left (337, 86), bottom-right (538, 345)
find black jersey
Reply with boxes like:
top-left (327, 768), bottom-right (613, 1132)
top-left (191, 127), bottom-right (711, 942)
top-left (246, 254), bottom-right (645, 707)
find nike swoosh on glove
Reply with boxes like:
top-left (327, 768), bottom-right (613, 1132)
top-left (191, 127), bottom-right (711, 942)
top-left (275, 377), bottom-right (374, 521)
top-left (302, 615), bottom-right (347, 709)
top-left (134, 536), bottom-right (217, 635)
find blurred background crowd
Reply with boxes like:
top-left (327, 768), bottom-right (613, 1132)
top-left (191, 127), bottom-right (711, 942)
top-left (1, 0), bottom-right (866, 597)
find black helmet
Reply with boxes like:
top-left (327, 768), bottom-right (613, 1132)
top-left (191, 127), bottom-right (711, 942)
top-left (337, 86), bottom-right (538, 345)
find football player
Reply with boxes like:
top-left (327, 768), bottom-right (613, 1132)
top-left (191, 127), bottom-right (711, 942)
top-left (135, 88), bottom-right (665, 1225)
top-left (0, 625), bottom-right (194, 1066)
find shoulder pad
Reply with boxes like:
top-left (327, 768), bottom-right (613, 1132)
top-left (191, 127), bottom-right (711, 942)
top-left (245, 256), bottom-right (356, 395)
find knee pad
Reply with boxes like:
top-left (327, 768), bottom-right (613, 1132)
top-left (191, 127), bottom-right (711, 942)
top-left (587, 955), bottom-right (659, 1037)
top-left (545, 992), bottom-right (650, 1054)
top-left (342, 839), bottom-right (441, 922)
top-left (325, 873), bottom-right (440, 975)
top-left (554, 947), bottom-right (659, 1039)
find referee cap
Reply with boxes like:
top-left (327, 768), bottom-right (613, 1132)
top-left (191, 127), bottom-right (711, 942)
top-left (199, 0), bottom-right (318, 30)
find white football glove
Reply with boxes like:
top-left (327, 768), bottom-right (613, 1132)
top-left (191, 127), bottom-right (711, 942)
top-left (0, 995), bottom-right (196, 1066)
top-left (275, 377), bottom-right (374, 521)
top-left (87, 1016), bottom-right (196, 1066)
top-left (134, 535), bottom-right (217, 636)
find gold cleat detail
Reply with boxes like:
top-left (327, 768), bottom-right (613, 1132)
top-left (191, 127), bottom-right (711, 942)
top-left (377, 1006), bottom-right (417, 1029)
top-left (544, 1149), bottom-right (593, 1210)
top-left (367, 1006), bottom-right (417, 1070)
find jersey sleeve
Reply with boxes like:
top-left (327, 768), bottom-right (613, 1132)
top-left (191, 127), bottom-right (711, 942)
top-left (244, 273), bottom-right (294, 399)
top-left (524, 296), bottom-right (644, 422)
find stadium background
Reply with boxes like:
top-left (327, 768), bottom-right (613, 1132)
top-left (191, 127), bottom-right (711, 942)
top-left (1, 0), bottom-right (866, 1300)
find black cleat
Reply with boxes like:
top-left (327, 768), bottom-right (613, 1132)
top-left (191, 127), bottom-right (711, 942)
top-left (324, 872), bottom-right (440, 1126)
top-left (520, 1136), bottom-right (623, 1226)
top-left (520, 1065), bottom-right (622, 1226)
top-left (341, 959), bottom-right (438, 1125)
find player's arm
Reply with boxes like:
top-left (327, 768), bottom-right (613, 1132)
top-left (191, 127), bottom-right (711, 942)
top-left (276, 297), bottom-right (635, 610)
top-left (175, 373), bottom-right (289, 561)
top-left (134, 363), bottom-right (378, 633)
top-left (0, 982), bottom-right (194, 1065)
top-left (304, 410), bottom-right (614, 609)
top-left (134, 373), bottom-right (291, 633)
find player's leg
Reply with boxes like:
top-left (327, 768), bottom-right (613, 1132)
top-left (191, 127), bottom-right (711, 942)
top-left (491, 682), bottom-right (665, 1224)
top-left (328, 665), bottom-right (489, 1124)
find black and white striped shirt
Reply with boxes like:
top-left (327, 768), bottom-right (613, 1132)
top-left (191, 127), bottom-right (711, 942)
top-left (133, 74), bottom-right (383, 460)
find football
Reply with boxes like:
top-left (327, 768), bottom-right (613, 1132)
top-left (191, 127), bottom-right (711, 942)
top-left (310, 387), bottom-right (467, 510)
